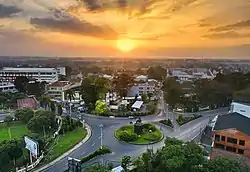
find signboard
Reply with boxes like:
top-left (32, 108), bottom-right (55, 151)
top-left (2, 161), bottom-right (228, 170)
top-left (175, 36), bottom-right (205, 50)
top-left (24, 136), bottom-right (39, 158)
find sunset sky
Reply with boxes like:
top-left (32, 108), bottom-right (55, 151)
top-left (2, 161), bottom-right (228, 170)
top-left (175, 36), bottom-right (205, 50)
top-left (0, 0), bottom-right (250, 58)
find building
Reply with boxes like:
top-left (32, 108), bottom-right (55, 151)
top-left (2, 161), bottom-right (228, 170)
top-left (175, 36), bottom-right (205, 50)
top-left (230, 102), bottom-right (250, 118)
top-left (210, 112), bottom-right (250, 167)
top-left (17, 96), bottom-right (38, 109)
top-left (0, 67), bottom-right (59, 83)
top-left (47, 81), bottom-right (71, 101)
top-left (128, 82), bottom-right (156, 97)
top-left (56, 67), bottom-right (66, 76)
top-left (135, 75), bottom-right (148, 82)
top-left (0, 81), bottom-right (17, 92)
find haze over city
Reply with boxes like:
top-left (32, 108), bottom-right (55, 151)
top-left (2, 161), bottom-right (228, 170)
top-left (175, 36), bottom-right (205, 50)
top-left (0, 0), bottom-right (250, 58)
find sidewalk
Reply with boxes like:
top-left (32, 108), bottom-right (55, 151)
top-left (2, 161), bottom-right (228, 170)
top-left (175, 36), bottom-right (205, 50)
top-left (35, 124), bottom-right (92, 172)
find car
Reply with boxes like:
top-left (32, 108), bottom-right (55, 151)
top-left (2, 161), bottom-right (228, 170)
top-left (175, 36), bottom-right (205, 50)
top-left (109, 116), bottom-right (115, 118)
top-left (128, 116), bottom-right (134, 119)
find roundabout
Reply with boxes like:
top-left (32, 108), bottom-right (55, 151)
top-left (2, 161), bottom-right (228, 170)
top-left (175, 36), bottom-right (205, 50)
top-left (115, 122), bottom-right (163, 145)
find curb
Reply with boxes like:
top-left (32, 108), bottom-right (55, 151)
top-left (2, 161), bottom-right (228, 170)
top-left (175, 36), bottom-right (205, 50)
top-left (35, 124), bottom-right (92, 172)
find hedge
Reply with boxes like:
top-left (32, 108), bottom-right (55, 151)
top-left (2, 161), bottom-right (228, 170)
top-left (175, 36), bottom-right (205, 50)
top-left (80, 146), bottom-right (111, 163)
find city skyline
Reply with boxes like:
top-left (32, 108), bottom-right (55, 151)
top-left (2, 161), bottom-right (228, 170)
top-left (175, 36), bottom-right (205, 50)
top-left (0, 0), bottom-right (250, 58)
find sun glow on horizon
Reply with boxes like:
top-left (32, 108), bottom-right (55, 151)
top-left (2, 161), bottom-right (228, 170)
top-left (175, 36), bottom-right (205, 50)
top-left (116, 39), bottom-right (135, 52)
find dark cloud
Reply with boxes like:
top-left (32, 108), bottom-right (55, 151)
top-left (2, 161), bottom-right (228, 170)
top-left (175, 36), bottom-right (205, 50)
top-left (0, 4), bottom-right (22, 18)
top-left (203, 31), bottom-right (250, 39)
top-left (77, 0), bottom-right (102, 11)
top-left (210, 20), bottom-right (250, 32)
top-left (165, 0), bottom-right (198, 13)
top-left (30, 10), bottom-right (118, 40)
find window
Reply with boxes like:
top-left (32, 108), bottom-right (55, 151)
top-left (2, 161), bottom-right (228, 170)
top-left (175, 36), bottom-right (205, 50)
top-left (215, 134), bottom-right (220, 141)
top-left (239, 140), bottom-right (245, 146)
top-left (240, 109), bottom-right (246, 112)
top-left (226, 146), bottom-right (235, 152)
top-left (221, 136), bottom-right (225, 141)
top-left (238, 149), bottom-right (244, 154)
top-left (215, 143), bottom-right (225, 149)
top-left (227, 137), bottom-right (237, 144)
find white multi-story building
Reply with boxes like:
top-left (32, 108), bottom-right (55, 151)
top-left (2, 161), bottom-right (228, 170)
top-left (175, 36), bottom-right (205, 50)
top-left (0, 67), bottom-right (59, 83)
top-left (128, 82), bottom-right (156, 97)
top-left (47, 81), bottom-right (71, 101)
top-left (230, 102), bottom-right (250, 119)
top-left (0, 81), bottom-right (17, 92)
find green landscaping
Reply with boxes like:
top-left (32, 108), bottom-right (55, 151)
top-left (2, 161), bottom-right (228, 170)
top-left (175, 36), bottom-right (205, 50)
top-left (81, 146), bottom-right (111, 163)
top-left (0, 122), bottom-right (28, 141)
top-left (159, 119), bottom-right (173, 128)
top-left (47, 127), bottom-right (87, 161)
top-left (176, 114), bottom-right (202, 125)
top-left (115, 123), bottom-right (163, 145)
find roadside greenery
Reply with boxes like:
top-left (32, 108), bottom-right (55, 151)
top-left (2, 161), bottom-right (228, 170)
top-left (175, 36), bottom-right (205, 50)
top-left (176, 114), bottom-right (202, 126)
top-left (115, 124), bottom-right (163, 144)
top-left (159, 119), bottom-right (173, 128)
top-left (81, 146), bottom-right (111, 163)
top-left (95, 100), bottom-right (109, 115)
top-left (0, 92), bottom-right (26, 108)
top-left (130, 137), bottom-right (249, 172)
top-left (46, 127), bottom-right (87, 161)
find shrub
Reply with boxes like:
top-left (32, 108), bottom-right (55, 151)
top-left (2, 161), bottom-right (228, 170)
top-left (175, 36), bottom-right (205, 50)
top-left (142, 123), bottom-right (156, 132)
top-left (81, 146), bottom-right (111, 163)
top-left (119, 131), bottom-right (138, 142)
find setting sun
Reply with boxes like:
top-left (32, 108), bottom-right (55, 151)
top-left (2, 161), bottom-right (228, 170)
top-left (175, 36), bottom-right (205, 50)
top-left (116, 39), bottom-right (135, 52)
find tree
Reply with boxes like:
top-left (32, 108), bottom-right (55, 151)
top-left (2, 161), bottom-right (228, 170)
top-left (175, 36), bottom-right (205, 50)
top-left (39, 95), bottom-right (51, 110)
top-left (65, 89), bottom-right (75, 102)
top-left (121, 155), bottom-right (132, 172)
top-left (26, 81), bottom-right (45, 97)
top-left (15, 108), bottom-right (34, 123)
top-left (50, 100), bottom-right (56, 112)
top-left (14, 76), bottom-right (29, 93)
top-left (131, 137), bottom-right (248, 172)
top-left (81, 76), bottom-right (109, 108)
top-left (113, 73), bottom-right (134, 98)
top-left (95, 100), bottom-right (109, 115)
top-left (147, 66), bottom-right (166, 81)
top-left (27, 110), bottom-right (57, 134)
top-left (163, 78), bottom-right (183, 108)
top-left (4, 116), bottom-right (13, 126)
top-left (57, 104), bottom-right (63, 116)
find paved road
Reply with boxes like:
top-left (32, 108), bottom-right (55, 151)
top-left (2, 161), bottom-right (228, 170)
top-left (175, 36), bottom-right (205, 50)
top-left (0, 114), bottom-right (7, 121)
top-left (42, 95), bottom-right (229, 172)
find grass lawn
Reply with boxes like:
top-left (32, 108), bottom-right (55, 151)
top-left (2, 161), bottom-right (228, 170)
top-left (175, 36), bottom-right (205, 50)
top-left (0, 123), bottom-right (28, 141)
top-left (115, 124), bottom-right (163, 145)
top-left (48, 127), bottom-right (87, 160)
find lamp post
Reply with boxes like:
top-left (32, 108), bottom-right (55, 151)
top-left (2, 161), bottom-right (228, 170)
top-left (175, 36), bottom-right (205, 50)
top-left (99, 124), bottom-right (103, 148)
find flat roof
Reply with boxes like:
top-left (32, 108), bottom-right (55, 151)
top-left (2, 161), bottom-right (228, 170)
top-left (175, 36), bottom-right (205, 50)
top-left (1, 67), bottom-right (57, 72)
top-left (132, 101), bottom-right (143, 109)
top-left (214, 112), bottom-right (250, 135)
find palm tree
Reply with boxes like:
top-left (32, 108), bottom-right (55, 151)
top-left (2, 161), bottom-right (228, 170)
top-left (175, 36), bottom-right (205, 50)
top-left (65, 89), bottom-right (75, 102)
top-left (39, 95), bottom-right (51, 110)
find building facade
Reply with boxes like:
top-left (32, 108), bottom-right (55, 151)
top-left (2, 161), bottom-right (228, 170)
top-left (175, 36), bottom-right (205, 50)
top-left (47, 81), bottom-right (71, 101)
top-left (210, 112), bottom-right (250, 167)
top-left (230, 102), bottom-right (250, 118)
top-left (128, 82), bottom-right (156, 97)
top-left (0, 81), bottom-right (17, 92)
top-left (0, 67), bottom-right (59, 83)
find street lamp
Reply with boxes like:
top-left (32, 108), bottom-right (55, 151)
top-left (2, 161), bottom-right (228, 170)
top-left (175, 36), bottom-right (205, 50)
top-left (99, 124), bottom-right (103, 148)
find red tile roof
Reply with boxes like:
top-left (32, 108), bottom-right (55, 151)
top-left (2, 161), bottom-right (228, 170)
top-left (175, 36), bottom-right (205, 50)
top-left (17, 96), bottom-right (38, 109)
top-left (49, 81), bottom-right (70, 87)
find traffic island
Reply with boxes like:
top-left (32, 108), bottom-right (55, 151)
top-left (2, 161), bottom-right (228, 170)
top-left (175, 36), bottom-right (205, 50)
top-left (115, 120), bottom-right (163, 145)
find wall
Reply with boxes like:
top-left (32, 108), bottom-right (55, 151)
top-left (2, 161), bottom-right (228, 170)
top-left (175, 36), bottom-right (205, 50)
top-left (230, 102), bottom-right (250, 118)
top-left (212, 129), bottom-right (250, 158)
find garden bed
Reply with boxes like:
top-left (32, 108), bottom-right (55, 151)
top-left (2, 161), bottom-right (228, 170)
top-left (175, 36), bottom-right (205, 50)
top-left (81, 146), bottom-right (111, 163)
top-left (159, 119), bottom-right (173, 128)
top-left (176, 115), bottom-right (202, 126)
top-left (115, 123), bottom-right (163, 145)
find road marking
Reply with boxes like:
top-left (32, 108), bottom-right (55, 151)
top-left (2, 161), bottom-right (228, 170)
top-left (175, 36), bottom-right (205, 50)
top-left (92, 142), bottom-right (95, 146)
top-left (80, 152), bottom-right (86, 156)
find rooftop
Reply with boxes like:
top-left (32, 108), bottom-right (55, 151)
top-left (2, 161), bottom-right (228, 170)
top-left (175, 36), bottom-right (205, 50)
top-left (1, 67), bottom-right (57, 72)
top-left (49, 81), bottom-right (70, 87)
top-left (214, 112), bottom-right (250, 135)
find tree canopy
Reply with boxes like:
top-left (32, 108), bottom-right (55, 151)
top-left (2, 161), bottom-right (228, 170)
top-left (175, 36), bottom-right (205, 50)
top-left (81, 76), bottom-right (109, 108)
top-left (15, 108), bottom-right (34, 123)
top-left (113, 73), bottom-right (134, 98)
top-left (147, 66), bottom-right (167, 81)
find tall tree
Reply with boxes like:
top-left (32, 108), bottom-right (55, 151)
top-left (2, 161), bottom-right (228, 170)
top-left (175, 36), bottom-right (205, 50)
top-left (113, 73), bottom-right (134, 98)
top-left (14, 108), bottom-right (34, 123)
top-left (14, 76), bottom-right (29, 93)
top-left (57, 104), bottom-right (63, 116)
top-left (81, 76), bottom-right (109, 108)
top-left (65, 89), bottom-right (75, 102)
top-left (147, 66), bottom-right (166, 81)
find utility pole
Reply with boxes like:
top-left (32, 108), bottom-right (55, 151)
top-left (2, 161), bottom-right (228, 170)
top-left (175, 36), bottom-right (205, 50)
top-left (100, 124), bottom-right (103, 148)
top-left (69, 102), bottom-right (72, 124)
